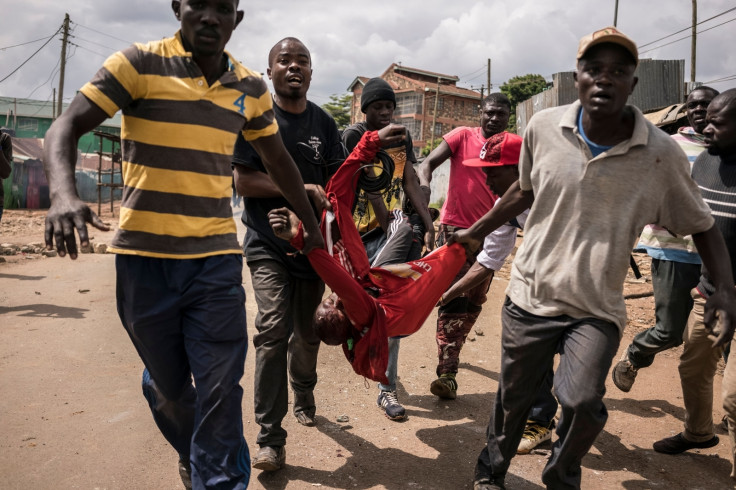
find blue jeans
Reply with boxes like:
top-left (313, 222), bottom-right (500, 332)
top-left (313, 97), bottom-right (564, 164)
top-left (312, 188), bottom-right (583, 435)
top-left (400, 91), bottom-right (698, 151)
top-left (475, 298), bottom-right (619, 489)
top-left (378, 337), bottom-right (400, 392)
top-left (626, 258), bottom-right (701, 368)
top-left (371, 213), bottom-right (415, 393)
top-left (116, 254), bottom-right (250, 489)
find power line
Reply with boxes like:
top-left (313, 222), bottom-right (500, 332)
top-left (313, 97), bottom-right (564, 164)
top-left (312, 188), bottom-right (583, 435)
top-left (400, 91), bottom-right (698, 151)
top-left (25, 55), bottom-right (62, 99)
top-left (639, 6), bottom-right (736, 48)
top-left (0, 33), bottom-right (59, 51)
top-left (0, 25), bottom-right (62, 83)
top-left (70, 34), bottom-right (119, 53)
top-left (72, 22), bottom-right (133, 45)
top-left (639, 17), bottom-right (736, 55)
top-left (704, 74), bottom-right (736, 84)
top-left (67, 41), bottom-right (109, 59)
top-left (458, 65), bottom-right (487, 79)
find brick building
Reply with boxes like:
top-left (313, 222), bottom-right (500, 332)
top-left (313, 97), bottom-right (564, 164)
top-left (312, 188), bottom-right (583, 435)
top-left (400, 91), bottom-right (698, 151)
top-left (348, 64), bottom-right (482, 158)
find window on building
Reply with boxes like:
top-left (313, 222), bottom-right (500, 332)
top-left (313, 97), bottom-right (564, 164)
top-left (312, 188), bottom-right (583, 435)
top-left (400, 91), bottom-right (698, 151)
top-left (437, 97), bottom-right (444, 112)
top-left (17, 117), bottom-right (38, 132)
top-left (395, 92), bottom-right (423, 117)
top-left (434, 122), bottom-right (443, 136)
top-left (397, 117), bottom-right (422, 143)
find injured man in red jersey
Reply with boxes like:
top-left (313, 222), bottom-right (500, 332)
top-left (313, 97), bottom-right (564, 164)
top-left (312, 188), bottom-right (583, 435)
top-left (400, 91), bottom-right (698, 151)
top-left (268, 125), bottom-right (465, 384)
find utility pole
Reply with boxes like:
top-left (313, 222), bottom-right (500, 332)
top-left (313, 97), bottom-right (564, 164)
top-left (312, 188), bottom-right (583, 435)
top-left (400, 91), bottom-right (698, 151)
top-left (52, 88), bottom-right (56, 120)
top-left (430, 77), bottom-right (441, 151)
top-left (613, 0), bottom-right (619, 26)
top-left (487, 59), bottom-right (492, 92)
top-left (57, 13), bottom-right (70, 118)
top-left (691, 0), bottom-right (697, 83)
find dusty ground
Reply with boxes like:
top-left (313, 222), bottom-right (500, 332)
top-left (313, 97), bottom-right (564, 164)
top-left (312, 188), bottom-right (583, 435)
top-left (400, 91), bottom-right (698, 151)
top-left (0, 206), bottom-right (733, 489)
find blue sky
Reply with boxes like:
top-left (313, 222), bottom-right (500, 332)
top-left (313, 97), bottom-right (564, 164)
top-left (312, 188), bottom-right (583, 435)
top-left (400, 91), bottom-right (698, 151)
top-left (1, 0), bottom-right (734, 108)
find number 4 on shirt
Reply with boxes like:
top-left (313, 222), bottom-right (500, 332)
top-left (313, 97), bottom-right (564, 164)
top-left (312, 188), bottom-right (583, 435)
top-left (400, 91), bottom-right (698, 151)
top-left (233, 95), bottom-right (246, 115)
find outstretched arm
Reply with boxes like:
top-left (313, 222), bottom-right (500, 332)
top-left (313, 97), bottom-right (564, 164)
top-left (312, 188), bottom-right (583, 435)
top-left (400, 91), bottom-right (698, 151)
top-left (43, 93), bottom-right (111, 259)
top-left (402, 162), bottom-right (435, 250)
top-left (449, 181), bottom-right (533, 253)
top-left (417, 139), bottom-right (452, 203)
top-left (440, 262), bottom-right (494, 305)
top-left (233, 165), bottom-right (331, 214)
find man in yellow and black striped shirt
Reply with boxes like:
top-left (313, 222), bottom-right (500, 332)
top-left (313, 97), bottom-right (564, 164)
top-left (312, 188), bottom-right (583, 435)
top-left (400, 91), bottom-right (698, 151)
top-left (42, 1), bottom-right (324, 488)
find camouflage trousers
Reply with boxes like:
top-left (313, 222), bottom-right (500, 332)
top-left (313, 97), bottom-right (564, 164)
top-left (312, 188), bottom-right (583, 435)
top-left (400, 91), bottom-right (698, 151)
top-left (435, 224), bottom-right (492, 376)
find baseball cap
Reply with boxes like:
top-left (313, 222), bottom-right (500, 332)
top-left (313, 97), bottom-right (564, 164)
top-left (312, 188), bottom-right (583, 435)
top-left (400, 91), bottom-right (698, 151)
top-left (577, 26), bottom-right (638, 65)
top-left (463, 132), bottom-right (522, 167)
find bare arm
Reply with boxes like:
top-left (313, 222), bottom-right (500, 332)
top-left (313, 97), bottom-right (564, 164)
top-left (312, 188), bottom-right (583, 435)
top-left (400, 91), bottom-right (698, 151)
top-left (233, 166), bottom-right (330, 213)
top-left (440, 261), bottom-right (494, 305)
top-left (692, 224), bottom-right (736, 347)
top-left (449, 181), bottom-right (534, 253)
top-left (249, 133), bottom-right (325, 253)
top-left (367, 193), bottom-right (390, 231)
top-left (402, 162), bottom-right (435, 250)
top-left (0, 133), bottom-right (12, 179)
top-left (43, 93), bottom-right (111, 259)
top-left (417, 140), bottom-right (452, 204)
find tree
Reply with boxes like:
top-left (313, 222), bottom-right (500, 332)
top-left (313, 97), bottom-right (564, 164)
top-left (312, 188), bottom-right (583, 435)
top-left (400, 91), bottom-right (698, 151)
top-left (499, 74), bottom-right (548, 133)
top-left (321, 93), bottom-right (353, 130)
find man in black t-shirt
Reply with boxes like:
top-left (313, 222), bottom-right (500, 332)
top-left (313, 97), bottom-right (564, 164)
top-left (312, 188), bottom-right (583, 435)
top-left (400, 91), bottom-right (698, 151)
top-left (232, 37), bottom-right (344, 473)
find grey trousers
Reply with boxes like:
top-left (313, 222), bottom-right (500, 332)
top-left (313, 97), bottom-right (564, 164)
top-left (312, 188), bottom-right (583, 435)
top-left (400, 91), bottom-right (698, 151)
top-left (249, 259), bottom-right (324, 448)
top-left (475, 298), bottom-right (619, 490)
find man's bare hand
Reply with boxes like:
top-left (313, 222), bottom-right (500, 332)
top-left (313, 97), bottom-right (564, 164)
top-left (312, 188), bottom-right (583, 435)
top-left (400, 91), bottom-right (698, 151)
top-left (305, 183), bottom-right (331, 214)
top-left (424, 228), bottom-right (436, 252)
top-left (704, 288), bottom-right (736, 347)
top-left (268, 207), bottom-right (300, 242)
top-left (44, 196), bottom-right (109, 259)
top-left (447, 228), bottom-right (482, 258)
top-left (377, 124), bottom-right (406, 147)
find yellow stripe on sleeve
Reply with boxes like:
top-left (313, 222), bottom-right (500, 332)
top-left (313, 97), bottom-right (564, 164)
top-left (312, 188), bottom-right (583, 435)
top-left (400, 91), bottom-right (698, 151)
top-left (119, 207), bottom-right (236, 238)
top-left (80, 83), bottom-right (119, 117)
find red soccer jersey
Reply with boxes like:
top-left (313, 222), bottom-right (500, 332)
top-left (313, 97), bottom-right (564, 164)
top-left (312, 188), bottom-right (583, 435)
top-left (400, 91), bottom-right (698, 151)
top-left (291, 131), bottom-right (465, 383)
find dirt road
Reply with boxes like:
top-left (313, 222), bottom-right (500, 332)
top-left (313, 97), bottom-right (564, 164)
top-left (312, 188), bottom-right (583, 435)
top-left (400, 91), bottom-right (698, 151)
top-left (0, 208), bottom-right (732, 489)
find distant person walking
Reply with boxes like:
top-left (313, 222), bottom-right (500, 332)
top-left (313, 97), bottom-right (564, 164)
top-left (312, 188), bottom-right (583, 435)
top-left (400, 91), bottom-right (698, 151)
top-left (612, 85), bottom-right (720, 392)
top-left (0, 131), bottom-right (12, 223)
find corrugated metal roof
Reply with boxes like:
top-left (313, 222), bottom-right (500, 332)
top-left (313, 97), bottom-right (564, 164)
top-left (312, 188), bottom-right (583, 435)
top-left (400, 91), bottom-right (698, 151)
top-left (0, 96), bottom-right (121, 127)
top-left (10, 137), bottom-right (44, 161)
top-left (384, 63), bottom-right (459, 82)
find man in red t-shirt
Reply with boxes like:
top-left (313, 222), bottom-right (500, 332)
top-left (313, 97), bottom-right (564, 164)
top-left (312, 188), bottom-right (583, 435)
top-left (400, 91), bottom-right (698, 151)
top-left (269, 125), bottom-right (465, 385)
top-left (418, 93), bottom-right (511, 400)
